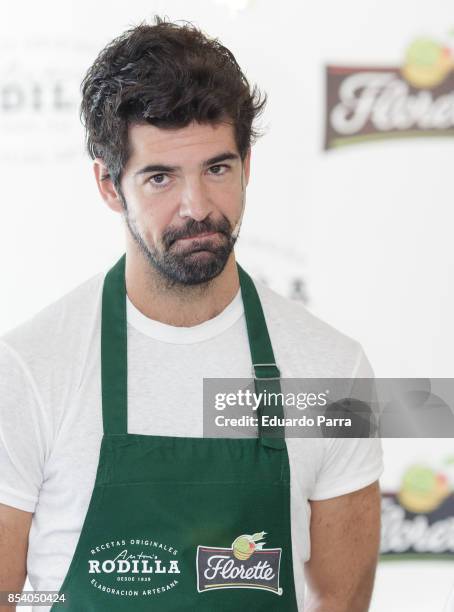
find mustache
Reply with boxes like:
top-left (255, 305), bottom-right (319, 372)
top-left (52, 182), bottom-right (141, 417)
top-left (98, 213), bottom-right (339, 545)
top-left (162, 217), bottom-right (233, 249)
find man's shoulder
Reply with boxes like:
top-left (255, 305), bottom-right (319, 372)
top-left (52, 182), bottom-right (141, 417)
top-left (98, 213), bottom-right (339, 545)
top-left (253, 278), bottom-right (367, 376)
top-left (254, 278), bottom-right (356, 345)
top-left (1, 271), bottom-right (105, 364)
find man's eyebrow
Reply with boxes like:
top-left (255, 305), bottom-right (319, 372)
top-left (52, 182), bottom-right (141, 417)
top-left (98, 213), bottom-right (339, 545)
top-left (134, 151), bottom-right (240, 177)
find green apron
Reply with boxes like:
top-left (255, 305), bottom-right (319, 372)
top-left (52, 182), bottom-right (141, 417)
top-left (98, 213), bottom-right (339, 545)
top-left (51, 254), bottom-right (298, 611)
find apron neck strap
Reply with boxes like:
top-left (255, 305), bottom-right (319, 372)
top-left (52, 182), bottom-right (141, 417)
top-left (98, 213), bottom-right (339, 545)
top-left (237, 264), bottom-right (285, 449)
top-left (101, 254), bottom-right (128, 435)
top-left (101, 255), bottom-right (285, 448)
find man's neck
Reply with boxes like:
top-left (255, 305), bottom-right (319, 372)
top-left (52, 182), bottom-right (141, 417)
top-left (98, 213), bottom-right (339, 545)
top-left (124, 245), bottom-right (240, 328)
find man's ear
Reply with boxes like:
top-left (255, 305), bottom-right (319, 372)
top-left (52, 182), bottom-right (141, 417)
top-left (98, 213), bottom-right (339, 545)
top-left (93, 159), bottom-right (124, 213)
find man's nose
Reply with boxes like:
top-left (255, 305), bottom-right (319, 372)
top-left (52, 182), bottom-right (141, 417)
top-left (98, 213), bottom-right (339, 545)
top-left (179, 176), bottom-right (213, 221)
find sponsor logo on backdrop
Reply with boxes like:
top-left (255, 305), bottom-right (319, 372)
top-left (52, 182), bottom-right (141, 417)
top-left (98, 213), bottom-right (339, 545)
top-left (0, 38), bottom-right (96, 162)
top-left (197, 531), bottom-right (283, 594)
top-left (87, 538), bottom-right (181, 598)
top-left (381, 459), bottom-right (454, 559)
top-left (325, 33), bottom-right (454, 149)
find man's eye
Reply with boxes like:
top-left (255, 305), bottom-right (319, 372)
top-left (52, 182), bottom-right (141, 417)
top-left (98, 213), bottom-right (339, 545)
top-left (209, 165), bottom-right (228, 175)
top-left (149, 174), bottom-right (169, 187)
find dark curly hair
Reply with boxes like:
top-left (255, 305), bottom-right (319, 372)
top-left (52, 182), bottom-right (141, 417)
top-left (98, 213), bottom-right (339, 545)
top-left (80, 15), bottom-right (267, 191)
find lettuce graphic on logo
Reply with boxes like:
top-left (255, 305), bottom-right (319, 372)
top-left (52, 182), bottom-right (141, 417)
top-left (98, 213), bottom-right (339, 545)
top-left (398, 465), bottom-right (451, 513)
top-left (196, 530), bottom-right (282, 595)
top-left (402, 38), bottom-right (454, 89)
top-left (232, 531), bottom-right (267, 560)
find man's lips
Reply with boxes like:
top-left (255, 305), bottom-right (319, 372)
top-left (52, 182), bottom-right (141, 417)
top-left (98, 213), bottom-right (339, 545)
top-left (178, 232), bottom-right (219, 240)
top-left (175, 231), bottom-right (220, 242)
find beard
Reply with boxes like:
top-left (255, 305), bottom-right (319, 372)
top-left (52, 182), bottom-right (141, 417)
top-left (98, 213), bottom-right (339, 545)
top-left (122, 201), bottom-right (238, 286)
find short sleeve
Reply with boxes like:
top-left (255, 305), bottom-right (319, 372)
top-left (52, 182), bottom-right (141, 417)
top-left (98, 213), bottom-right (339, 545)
top-left (309, 345), bottom-right (384, 501)
top-left (0, 340), bottom-right (48, 512)
top-left (309, 437), bottom-right (383, 500)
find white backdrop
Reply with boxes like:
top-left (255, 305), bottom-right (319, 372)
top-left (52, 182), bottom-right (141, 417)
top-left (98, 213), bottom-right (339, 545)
top-left (1, 1), bottom-right (454, 610)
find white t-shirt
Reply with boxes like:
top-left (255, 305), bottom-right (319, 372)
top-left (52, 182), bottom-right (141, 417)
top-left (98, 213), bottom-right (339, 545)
top-left (0, 265), bottom-right (383, 611)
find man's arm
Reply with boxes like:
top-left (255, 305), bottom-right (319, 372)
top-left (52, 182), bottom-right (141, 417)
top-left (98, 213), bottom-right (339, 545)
top-left (304, 481), bottom-right (381, 612)
top-left (0, 503), bottom-right (32, 612)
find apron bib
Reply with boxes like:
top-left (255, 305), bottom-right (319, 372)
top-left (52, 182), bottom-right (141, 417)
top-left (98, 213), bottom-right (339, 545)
top-left (51, 254), bottom-right (298, 611)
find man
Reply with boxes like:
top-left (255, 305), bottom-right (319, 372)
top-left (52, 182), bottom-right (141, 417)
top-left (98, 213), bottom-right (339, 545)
top-left (0, 16), bottom-right (382, 612)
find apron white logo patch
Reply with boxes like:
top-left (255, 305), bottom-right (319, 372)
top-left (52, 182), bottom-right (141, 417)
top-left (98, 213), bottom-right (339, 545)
top-left (88, 538), bottom-right (181, 598)
top-left (196, 531), bottom-right (283, 595)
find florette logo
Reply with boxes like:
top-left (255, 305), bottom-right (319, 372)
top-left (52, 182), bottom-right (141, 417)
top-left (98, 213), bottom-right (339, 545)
top-left (381, 461), bottom-right (454, 559)
top-left (196, 531), bottom-right (283, 595)
top-left (324, 32), bottom-right (454, 149)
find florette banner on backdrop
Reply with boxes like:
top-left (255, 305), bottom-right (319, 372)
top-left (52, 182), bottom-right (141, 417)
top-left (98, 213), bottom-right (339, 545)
top-left (324, 32), bottom-right (454, 150)
top-left (381, 458), bottom-right (454, 561)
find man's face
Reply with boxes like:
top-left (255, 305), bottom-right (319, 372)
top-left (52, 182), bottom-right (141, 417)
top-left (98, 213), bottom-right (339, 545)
top-left (117, 120), bottom-right (250, 286)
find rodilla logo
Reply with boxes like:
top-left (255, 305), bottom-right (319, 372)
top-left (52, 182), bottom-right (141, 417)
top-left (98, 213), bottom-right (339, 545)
top-left (197, 531), bottom-right (283, 595)
top-left (88, 538), bottom-right (181, 598)
top-left (89, 552), bottom-right (180, 575)
top-left (325, 33), bottom-right (454, 149)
